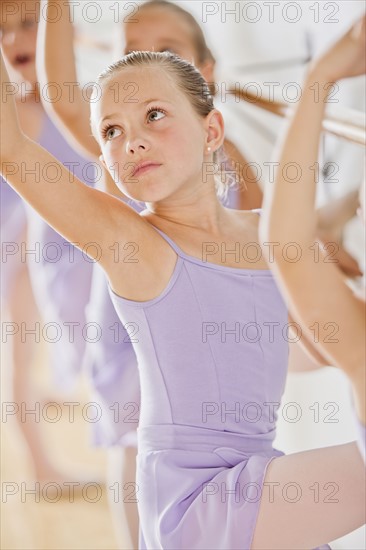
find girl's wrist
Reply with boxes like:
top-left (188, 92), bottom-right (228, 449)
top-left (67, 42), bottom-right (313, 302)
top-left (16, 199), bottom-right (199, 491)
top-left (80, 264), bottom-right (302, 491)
top-left (303, 63), bottom-right (338, 104)
top-left (306, 61), bottom-right (338, 87)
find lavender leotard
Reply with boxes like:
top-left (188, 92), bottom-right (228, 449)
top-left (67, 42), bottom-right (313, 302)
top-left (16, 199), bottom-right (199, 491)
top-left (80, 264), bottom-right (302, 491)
top-left (1, 114), bottom-right (94, 391)
top-left (108, 222), bottom-right (331, 549)
top-left (84, 178), bottom-right (246, 449)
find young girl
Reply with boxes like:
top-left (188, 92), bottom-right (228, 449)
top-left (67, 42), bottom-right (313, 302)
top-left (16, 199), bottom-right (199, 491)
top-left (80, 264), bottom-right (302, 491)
top-left (260, 17), bottom-right (366, 463)
top-left (37, 2), bottom-right (262, 546)
top-left (0, 0), bottom-right (94, 482)
top-left (2, 18), bottom-right (365, 549)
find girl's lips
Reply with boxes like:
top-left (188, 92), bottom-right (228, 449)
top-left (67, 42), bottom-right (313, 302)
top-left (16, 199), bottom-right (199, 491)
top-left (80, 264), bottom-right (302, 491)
top-left (132, 163), bottom-right (161, 178)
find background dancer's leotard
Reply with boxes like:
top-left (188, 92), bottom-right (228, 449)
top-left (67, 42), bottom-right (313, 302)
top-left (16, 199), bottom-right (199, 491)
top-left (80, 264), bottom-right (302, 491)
top-left (1, 180), bottom-right (26, 299)
top-left (1, 114), bottom-right (94, 390)
top-left (109, 223), bottom-right (331, 549)
top-left (85, 263), bottom-right (140, 447)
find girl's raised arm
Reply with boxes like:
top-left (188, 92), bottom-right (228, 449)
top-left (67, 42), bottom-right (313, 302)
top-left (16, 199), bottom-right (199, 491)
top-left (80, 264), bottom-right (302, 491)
top-left (0, 50), bottom-right (144, 274)
top-left (37, 0), bottom-right (100, 158)
top-left (260, 17), bottom-right (366, 375)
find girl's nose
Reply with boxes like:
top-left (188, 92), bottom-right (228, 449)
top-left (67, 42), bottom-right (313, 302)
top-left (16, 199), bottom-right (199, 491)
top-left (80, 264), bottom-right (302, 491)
top-left (125, 136), bottom-right (150, 155)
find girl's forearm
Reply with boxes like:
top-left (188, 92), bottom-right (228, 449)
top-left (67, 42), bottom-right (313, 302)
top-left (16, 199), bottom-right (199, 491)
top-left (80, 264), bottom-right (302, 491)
top-left (37, 0), bottom-right (100, 158)
top-left (39, 1), bottom-right (77, 88)
top-left (261, 68), bottom-right (334, 252)
top-left (37, 0), bottom-right (78, 111)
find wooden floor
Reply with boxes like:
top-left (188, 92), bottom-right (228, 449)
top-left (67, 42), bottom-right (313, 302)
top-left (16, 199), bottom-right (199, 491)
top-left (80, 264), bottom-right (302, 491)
top-left (1, 350), bottom-right (119, 550)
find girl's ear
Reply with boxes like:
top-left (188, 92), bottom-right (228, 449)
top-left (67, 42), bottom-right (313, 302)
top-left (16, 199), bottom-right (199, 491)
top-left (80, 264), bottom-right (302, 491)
top-left (205, 109), bottom-right (225, 153)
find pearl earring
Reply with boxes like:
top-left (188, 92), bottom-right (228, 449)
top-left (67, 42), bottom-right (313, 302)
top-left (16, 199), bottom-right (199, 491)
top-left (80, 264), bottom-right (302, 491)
top-left (207, 147), bottom-right (211, 153)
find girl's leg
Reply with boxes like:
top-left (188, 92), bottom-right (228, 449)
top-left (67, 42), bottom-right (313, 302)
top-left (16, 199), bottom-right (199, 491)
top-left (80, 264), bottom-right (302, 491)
top-left (251, 442), bottom-right (365, 549)
top-left (121, 445), bottom-right (139, 549)
top-left (107, 445), bottom-right (139, 550)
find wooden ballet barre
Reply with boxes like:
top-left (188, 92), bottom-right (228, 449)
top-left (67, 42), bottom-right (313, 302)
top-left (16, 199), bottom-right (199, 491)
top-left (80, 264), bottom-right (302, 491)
top-left (228, 87), bottom-right (366, 146)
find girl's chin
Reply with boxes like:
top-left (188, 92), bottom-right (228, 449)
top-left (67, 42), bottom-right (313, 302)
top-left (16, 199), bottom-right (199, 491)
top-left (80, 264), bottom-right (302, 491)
top-left (123, 185), bottom-right (171, 204)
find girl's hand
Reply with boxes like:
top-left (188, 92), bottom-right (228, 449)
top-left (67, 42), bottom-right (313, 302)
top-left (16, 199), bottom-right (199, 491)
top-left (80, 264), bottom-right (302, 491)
top-left (310, 15), bottom-right (366, 82)
top-left (0, 49), bottom-right (23, 161)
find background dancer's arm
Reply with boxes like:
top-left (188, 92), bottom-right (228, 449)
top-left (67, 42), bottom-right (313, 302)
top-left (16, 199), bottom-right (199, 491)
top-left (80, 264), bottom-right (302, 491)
top-left (260, 17), bottom-right (366, 378)
top-left (37, 0), bottom-right (100, 158)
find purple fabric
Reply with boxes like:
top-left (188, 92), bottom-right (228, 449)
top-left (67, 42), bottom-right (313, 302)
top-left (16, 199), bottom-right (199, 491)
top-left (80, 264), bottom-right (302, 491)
top-left (108, 224), bottom-right (332, 549)
top-left (0, 184), bottom-right (27, 300)
top-left (1, 115), bottom-right (94, 391)
top-left (85, 263), bottom-right (140, 447)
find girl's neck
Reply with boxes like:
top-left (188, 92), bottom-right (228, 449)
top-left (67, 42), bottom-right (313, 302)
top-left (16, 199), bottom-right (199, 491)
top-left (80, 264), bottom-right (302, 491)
top-left (144, 187), bottom-right (228, 234)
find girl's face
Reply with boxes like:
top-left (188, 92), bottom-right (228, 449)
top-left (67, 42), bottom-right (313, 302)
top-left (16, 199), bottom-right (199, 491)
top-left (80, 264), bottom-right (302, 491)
top-left (122, 6), bottom-right (214, 83)
top-left (0, 0), bottom-right (38, 85)
top-left (93, 67), bottom-right (221, 203)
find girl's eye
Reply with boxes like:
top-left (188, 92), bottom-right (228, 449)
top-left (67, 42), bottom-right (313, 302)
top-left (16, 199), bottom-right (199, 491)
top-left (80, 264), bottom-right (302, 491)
top-left (147, 108), bottom-right (166, 122)
top-left (103, 127), bottom-right (122, 141)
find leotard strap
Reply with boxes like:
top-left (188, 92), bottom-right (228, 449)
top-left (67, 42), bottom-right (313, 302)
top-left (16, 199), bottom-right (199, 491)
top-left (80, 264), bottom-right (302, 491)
top-left (150, 225), bottom-right (183, 256)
